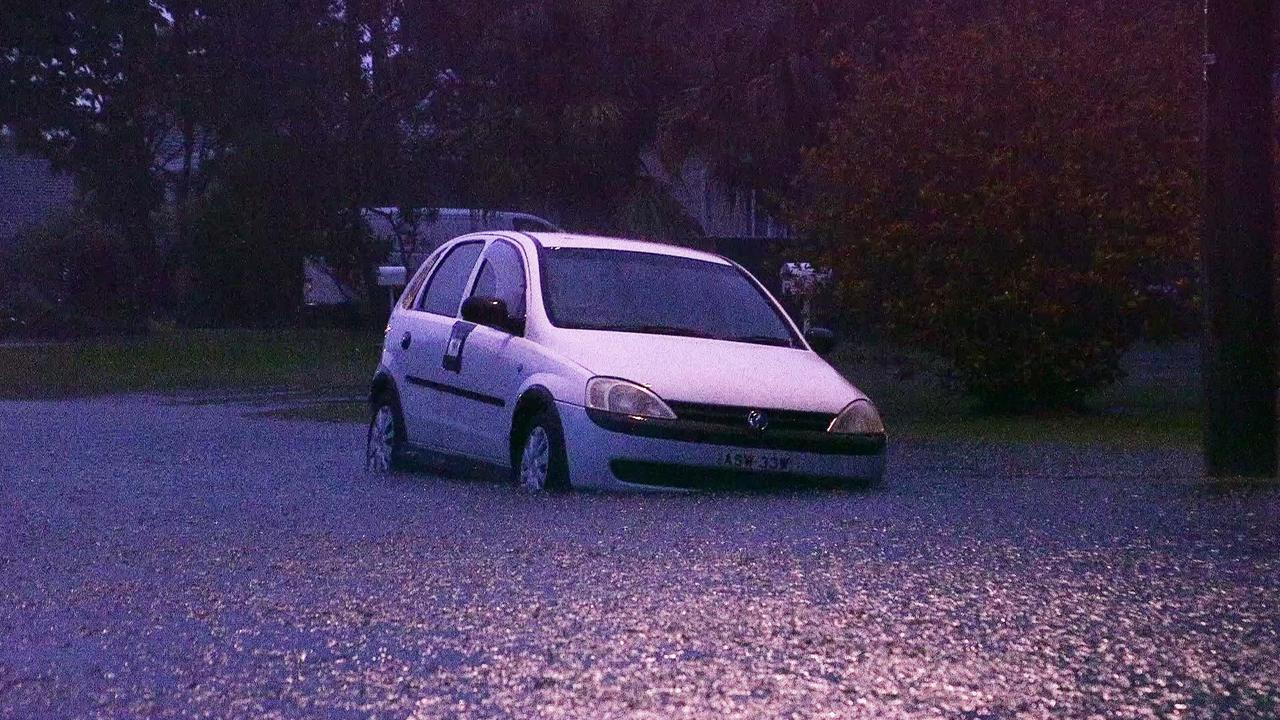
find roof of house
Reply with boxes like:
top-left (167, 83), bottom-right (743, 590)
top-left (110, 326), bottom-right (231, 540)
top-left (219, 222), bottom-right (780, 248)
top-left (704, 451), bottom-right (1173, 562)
top-left (0, 145), bottom-right (77, 242)
top-left (639, 151), bottom-right (793, 241)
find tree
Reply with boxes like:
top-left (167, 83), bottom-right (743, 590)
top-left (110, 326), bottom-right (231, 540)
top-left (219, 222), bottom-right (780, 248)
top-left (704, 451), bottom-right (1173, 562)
top-left (172, 0), bottom-right (400, 323)
top-left (658, 0), bottom-right (868, 197)
top-left (3, 0), bottom-right (411, 325)
top-left (1, 0), bottom-right (175, 324)
top-left (1201, 0), bottom-right (1277, 477)
top-left (398, 0), bottom-right (700, 233)
top-left (796, 1), bottom-right (1202, 409)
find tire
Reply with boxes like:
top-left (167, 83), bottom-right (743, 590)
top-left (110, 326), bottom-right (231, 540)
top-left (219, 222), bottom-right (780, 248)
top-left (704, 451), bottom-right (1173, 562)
top-left (513, 407), bottom-right (570, 491)
top-left (366, 391), bottom-right (407, 473)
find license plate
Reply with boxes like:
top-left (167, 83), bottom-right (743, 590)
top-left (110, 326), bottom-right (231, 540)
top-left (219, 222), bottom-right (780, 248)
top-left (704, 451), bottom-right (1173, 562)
top-left (719, 451), bottom-right (793, 472)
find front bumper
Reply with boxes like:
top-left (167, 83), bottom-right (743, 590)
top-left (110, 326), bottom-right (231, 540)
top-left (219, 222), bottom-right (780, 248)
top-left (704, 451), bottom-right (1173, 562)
top-left (556, 401), bottom-right (886, 491)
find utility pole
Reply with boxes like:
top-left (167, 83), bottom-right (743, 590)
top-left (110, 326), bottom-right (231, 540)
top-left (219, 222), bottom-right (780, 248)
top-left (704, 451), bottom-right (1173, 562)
top-left (1202, 0), bottom-right (1277, 477)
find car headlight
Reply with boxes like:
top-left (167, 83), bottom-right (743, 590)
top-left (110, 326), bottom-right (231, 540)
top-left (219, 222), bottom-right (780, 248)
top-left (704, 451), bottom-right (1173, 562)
top-left (828, 399), bottom-right (885, 435)
top-left (586, 377), bottom-right (677, 419)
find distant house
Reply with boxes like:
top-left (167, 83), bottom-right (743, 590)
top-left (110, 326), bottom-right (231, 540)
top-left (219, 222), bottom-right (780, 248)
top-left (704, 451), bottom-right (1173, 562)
top-left (640, 152), bottom-right (793, 241)
top-left (638, 151), bottom-right (799, 299)
top-left (0, 125), bottom-right (215, 247)
top-left (0, 139), bottom-right (77, 244)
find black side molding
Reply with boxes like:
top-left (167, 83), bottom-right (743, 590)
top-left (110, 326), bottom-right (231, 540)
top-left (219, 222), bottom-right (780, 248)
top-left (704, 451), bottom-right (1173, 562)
top-left (406, 375), bottom-right (505, 408)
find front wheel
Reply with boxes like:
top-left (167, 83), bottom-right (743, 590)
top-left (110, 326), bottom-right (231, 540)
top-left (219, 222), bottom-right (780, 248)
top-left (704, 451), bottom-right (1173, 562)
top-left (366, 395), bottom-right (405, 473)
top-left (515, 408), bottom-right (570, 491)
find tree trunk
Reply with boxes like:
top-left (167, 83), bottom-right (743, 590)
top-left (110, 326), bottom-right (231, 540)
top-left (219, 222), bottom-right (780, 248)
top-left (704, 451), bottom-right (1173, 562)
top-left (1201, 0), bottom-right (1277, 477)
top-left (344, 0), bottom-right (372, 318)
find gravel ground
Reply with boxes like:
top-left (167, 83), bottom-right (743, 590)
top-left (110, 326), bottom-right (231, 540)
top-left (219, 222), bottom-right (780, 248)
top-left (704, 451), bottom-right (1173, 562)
top-left (1, 396), bottom-right (1277, 719)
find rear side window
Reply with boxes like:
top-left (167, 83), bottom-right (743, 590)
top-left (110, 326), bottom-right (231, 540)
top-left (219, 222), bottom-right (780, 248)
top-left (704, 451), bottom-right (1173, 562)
top-left (399, 247), bottom-right (444, 309)
top-left (418, 242), bottom-right (483, 316)
top-left (470, 241), bottom-right (527, 317)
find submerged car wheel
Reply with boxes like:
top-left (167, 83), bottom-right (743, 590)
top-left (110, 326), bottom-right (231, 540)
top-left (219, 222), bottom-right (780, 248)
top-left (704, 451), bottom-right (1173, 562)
top-left (366, 395), bottom-right (405, 473)
top-left (515, 408), bottom-right (569, 491)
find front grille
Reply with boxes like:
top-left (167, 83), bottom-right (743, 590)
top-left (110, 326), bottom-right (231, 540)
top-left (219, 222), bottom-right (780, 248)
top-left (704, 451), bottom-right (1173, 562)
top-left (666, 401), bottom-right (835, 433)
top-left (610, 461), bottom-right (866, 491)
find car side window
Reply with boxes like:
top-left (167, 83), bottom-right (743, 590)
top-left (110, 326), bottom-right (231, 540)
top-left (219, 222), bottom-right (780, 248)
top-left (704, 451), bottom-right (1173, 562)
top-left (399, 247), bottom-right (444, 310)
top-left (470, 241), bottom-right (527, 317)
top-left (418, 242), bottom-right (484, 316)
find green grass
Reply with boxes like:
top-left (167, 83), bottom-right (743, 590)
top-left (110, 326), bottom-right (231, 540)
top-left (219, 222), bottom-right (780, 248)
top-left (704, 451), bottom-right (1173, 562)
top-left (0, 327), bottom-right (1203, 449)
top-left (830, 342), bottom-right (1202, 449)
top-left (892, 410), bottom-right (1200, 448)
top-left (0, 328), bottom-right (382, 400)
top-left (250, 337), bottom-right (1203, 448)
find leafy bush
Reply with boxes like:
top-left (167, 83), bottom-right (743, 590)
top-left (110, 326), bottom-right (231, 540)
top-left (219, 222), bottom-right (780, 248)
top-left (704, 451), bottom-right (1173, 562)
top-left (174, 186), bottom-right (299, 327)
top-left (795, 2), bottom-right (1201, 410)
top-left (172, 143), bottom-right (379, 328)
top-left (0, 208), bottom-right (148, 336)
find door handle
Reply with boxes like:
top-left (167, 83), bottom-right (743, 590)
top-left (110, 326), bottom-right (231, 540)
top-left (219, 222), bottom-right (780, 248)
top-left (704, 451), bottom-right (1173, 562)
top-left (400, 331), bottom-right (412, 350)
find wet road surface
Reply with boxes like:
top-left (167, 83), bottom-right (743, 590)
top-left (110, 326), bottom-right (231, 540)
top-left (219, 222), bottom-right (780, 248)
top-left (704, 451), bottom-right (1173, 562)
top-left (1, 396), bottom-right (1277, 719)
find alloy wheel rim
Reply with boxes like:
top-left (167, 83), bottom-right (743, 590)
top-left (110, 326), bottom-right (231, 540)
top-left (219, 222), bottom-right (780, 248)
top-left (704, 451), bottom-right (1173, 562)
top-left (519, 426), bottom-right (551, 490)
top-left (367, 405), bottom-right (396, 472)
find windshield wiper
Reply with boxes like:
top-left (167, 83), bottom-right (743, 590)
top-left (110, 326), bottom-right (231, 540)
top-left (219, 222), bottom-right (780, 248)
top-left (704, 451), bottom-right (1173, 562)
top-left (726, 335), bottom-right (795, 348)
top-left (571, 322), bottom-right (715, 339)
top-left (573, 323), bottom-right (792, 345)
top-left (616, 324), bottom-right (716, 339)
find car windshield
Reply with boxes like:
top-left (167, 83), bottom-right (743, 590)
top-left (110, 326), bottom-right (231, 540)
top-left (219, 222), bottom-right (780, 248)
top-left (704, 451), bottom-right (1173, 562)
top-left (540, 248), bottom-right (799, 347)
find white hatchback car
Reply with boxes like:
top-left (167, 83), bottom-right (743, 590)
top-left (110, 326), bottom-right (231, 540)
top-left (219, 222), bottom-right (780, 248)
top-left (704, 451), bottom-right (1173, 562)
top-left (366, 232), bottom-right (887, 491)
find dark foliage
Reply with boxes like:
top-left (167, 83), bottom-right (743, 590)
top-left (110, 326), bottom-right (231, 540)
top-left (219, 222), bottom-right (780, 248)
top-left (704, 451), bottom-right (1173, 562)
top-left (0, 0), bottom-right (1211, 410)
top-left (795, 1), bottom-right (1202, 408)
top-left (0, 208), bottom-right (147, 336)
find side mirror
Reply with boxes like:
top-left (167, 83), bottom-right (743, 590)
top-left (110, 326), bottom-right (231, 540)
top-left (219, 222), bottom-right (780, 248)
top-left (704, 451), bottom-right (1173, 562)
top-left (805, 327), bottom-right (838, 356)
top-left (461, 296), bottom-right (524, 335)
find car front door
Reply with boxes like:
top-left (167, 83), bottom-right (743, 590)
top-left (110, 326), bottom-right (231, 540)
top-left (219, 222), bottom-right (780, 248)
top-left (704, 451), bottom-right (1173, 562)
top-left (399, 240), bottom-right (485, 451)
top-left (449, 239), bottom-right (531, 463)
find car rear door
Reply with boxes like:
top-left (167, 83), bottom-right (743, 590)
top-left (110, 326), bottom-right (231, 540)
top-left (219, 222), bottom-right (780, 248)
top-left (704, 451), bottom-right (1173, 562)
top-left (399, 240), bottom-right (485, 451)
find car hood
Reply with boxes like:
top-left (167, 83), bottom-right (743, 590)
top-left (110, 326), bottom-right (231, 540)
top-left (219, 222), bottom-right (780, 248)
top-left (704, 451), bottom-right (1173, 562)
top-left (544, 330), bottom-right (867, 414)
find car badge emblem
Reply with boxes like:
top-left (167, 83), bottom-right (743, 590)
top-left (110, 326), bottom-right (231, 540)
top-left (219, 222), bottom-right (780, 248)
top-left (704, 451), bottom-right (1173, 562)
top-left (746, 410), bottom-right (769, 432)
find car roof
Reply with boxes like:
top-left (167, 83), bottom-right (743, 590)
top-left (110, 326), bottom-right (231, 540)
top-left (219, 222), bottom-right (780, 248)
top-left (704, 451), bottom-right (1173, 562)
top-left (508, 232), bottom-right (733, 266)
